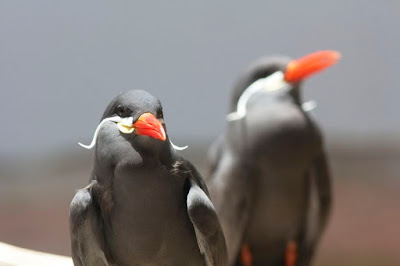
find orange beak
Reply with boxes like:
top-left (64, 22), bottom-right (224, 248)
top-left (284, 50), bottom-right (341, 83)
top-left (133, 113), bottom-right (166, 141)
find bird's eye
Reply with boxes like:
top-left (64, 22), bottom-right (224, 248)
top-left (157, 109), bottom-right (163, 119)
top-left (117, 105), bottom-right (126, 117)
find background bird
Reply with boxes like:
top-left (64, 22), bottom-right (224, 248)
top-left (69, 90), bottom-right (227, 266)
top-left (205, 51), bottom-right (340, 266)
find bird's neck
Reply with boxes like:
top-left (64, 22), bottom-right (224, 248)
top-left (93, 139), bottom-right (174, 179)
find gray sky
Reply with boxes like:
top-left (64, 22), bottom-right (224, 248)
top-left (1, 1), bottom-right (399, 156)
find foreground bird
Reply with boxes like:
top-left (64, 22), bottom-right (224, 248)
top-left (205, 51), bottom-right (340, 266)
top-left (70, 90), bottom-right (227, 266)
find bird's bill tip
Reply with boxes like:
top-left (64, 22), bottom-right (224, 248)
top-left (284, 50), bottom-right (341, 83)
top-left (133, 113), bottom-right (166, 141)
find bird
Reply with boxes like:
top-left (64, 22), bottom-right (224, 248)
top-left (205, 51), bottom-right (340, 266)
top-left (69, 90), bottom-right (227, 266)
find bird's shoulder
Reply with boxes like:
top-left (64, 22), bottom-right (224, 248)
top-left (69, 181), bottom-right (106, 227)
top-left (169, 150), bottom-right (210, 197)
top-left (205, 134), bottom-right (225, 181)
top-left (70, 184), bottom-right (94, 224)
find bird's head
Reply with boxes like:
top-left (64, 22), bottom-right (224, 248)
top-left (79, 90), bottom-right (169, 158)
top-left (228, 50), bottom-right (340, 120)
top-left (102, 90), bottom-right (166, 142)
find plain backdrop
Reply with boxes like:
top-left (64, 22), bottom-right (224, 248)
top-left (1, 1), bottom-right (399, 156)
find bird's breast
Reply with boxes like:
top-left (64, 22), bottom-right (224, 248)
top-left (238, 102), bottom-right (321, 164)
top-left (105, 163), bottom-right (201, 265)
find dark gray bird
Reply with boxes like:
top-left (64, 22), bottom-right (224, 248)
top-left (205, 51), bottom-right (340, 266)
top-left (70, 90), bottom-right (227, 266)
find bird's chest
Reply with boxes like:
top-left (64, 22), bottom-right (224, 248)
top-left (241, 104), bottom-right (320, 164)
top-left (105, 164), bottom-right (199, 265)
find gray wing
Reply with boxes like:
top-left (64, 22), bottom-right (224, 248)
top-left (206, 135), bottom-right (256, 265)
top-left (205, 135), bottom-right (224, 182)
top-left (313, 150), bottom-right (332, 237)
top-left (69, 182), bottom-right (109, 266)
top-left (207, 153), bottom-right (257, 266)
top-left (300, 150), bottom-right (332, 266)
top-left (186, 178), bottom-right (228, 266)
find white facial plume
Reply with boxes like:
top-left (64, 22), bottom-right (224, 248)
top-left (78, 116), bottom-right (133, 149)
top-left (78, 116), bottom-right (188, 151)
top-left (226, 71), bottom-right (287, 121)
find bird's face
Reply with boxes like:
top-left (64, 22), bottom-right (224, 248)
top-left (110, 104), bottom-right (166, 143)
top-left (253, 50), bottom-right (342, 95)
top-left (79, 90), bottom-right (169, 157)
top-left (227, 50), bottom-right (340, 121)
top-left (103, 90), bottom-right (167, 150)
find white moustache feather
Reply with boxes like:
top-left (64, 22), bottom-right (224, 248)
top-left (227, 71), bottom-right (287, 122)
top-left (78, 116), bottom-right (188, 151)
top-left (78, 116), bottom-right (132, 149)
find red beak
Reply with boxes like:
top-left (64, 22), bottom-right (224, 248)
top-left (133, 113), bottom-right (166, 141)
top-left (284, 50), bottom-right (341, 83)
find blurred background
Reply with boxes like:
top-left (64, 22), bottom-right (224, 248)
top-left (0, 1), bottom-right (399, 265)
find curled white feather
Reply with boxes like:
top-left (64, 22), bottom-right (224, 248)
top-left (302, 100), bottom-right (317, 112)
top-left (170, 140), bottom-right (188, 151)
top-left (78, 116), bottom-right (187, 151)
top-left (78, 116), bottom-right (127, 149)
top-left (227, 71), bottom-right (286, 122)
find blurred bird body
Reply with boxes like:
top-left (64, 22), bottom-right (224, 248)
top-left (70, 90), bottom-right (227, 266)
top-left (206, 52), bottom-right (338, 266)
